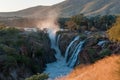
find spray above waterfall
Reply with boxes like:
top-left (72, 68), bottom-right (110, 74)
top-left (36, 9), bottom-right (72, 79)
top-left (35, 9), bottom-right (86, 79)
top-left (36, 9), bottom-right (60, 34)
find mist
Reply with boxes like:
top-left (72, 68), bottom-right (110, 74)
top-left (36, 9), bottom-right (60, 33)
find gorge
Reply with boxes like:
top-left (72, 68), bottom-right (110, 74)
top-left (44, 30), bottom-right (86, 79)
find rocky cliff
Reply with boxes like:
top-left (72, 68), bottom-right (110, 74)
top-left (59, 31), bottom-right (120, 67)
top-left (0, 28), bottom-right (56, 80)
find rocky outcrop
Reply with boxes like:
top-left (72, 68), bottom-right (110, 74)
top-left (59, 31), bottom-right (120, 67)
top-left (59, 31), bottom-right (78, 56)
top-left (0, 30), bottom-right (56, 80)
top-left (77, 37), bottom-right (120, 65)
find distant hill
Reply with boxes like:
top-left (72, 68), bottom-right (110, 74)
top-left (0, 0), bottom-right (120, 18)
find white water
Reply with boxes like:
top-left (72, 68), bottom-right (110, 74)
top-left (65, 36), bottom-right (80, 60)
top-left (97, 40), bottom-right (106, 48)
top-left (67, 40), bottom-right (85, 67)
top-left (44, 32), bottom-right (72, 79)
top-left (44, 29), bottom-right (85, 79)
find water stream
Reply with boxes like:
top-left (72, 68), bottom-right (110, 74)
top-left (44, 31), bottom-right (72, 79)
top-left (44, 30), bottom-right (85, 79)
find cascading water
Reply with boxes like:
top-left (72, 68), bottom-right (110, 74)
top-left (65, 36), bottom-right (80, 60)
top-left (47, 29), bottom-right (62, 60)
top-left (64, 35), bottom-right (86, 67)
top-left (44, 31), bottom-right (86, 79)
top-left (44, 30), bottom-right (72, 80)
top-left (67, 40), bottom-right (85, 67)
top-left (97, 40), bottom-right (107, 48)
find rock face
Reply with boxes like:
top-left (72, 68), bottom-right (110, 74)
top-left (59, 31), bottom-right (78, 56)
top-left (59, 31), bottom-right (120, 67)
top-left (0, 30), bottom-right (56, 80)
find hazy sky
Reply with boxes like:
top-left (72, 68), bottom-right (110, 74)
top-left (0, 0), bottom-right (65, 12)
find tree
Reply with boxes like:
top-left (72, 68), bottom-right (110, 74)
top-left (65, 20), bottom-right (78, 31)
top-left (107, 17), bottom-right (120, 42)
top-left (65, 14), bottom-right (87, 31)
top-left (25, 73), bottom-right (48, 80)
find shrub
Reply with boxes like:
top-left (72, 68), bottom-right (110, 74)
top-left (88, 48), bottom-right (96, 55)
top-left (79, 34), bottom-right (87, 40)
top-left (88, 48), bottom-right (97, 62)
top-left (4, 55), bottom-right (17, 69)
top-left (30, 64), bottom-right (41, 73)
top-left (0, 44), bottom-right (16, 54)
top-left (3, 27), bottom-right (20, 34)
top-left (100, 48), bottom-right (111, 57)
top-left (25, 73), bottom-right (49, 80)
top-left (35, 48), bottom-right (44, 57)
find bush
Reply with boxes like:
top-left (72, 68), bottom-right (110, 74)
top-left (88, 48), bottom-right (97, 62)
top-left (25, 73), bottom-right (49, 80)
top-left (35, 48), bottom-right (44, 57)
top-left (88, 48), bottom-right (96, 55)
top-left (3, 55), bottom-right (17, 69)
top-left (79, 34), bottom-right (87, 40)
top-left (3, 27), bottom-right (20, 34)
top-left (8, 54), bottom-right (41, 73)
top-left (31, 64), bottom-right (41, 73)
top-left (100, 48), bottom-right (111, 57)
top-left (8, 54), bottom-right (31, 66)
top-left (0, 44), bottom-right (16, 54)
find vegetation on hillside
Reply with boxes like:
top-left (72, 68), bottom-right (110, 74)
top-left (25, 73), bottom-right (49, 80)
top-left (64, 14), bottom-right (116, 32)
top-left (107, 16), bottom-right (120, 42)
top-left (0, 26), bottom-right (54, 79)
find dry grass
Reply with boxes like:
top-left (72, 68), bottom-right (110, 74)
top-left (58, 55), bottom-right (120, 80)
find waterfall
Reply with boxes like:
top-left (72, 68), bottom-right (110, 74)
top-left (64, 36), bottom-right (85, 68)
top-left (65, 36), bottom-right (80, 61)
top-left (44, 31), bottom-right (72, 79)
top-left (44, 30), bottom-right (85, 79)
top-left (97, 40), bottom-right (107, 48)
top-left (47, 29), bottom-right (63, 60)
top-left (67, 40), bottom-right (85, 67)
top-left (57, 34), bottom-right (61, 47)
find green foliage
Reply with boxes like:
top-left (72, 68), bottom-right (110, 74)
top-left (107, 17), bottom-right (120, 42)
top-left (100, 48), bottom-right (111, 57)
top-left (25, 73), bottom-right (49, 80)
top-left (79, 34), bottom-right (87, 40)
top-left (71, 14), bottom-right (85, 26)
top-left (31, 65), bottom-right (41, 73)
top-left (0, 27), bottom-right (20, 37)
top-left (65, 14), bottom-right (116, 31)
top-left (0, 44), bottom-right (16, 54)
top-left (65, 14), bottom-right (85, 31)
top-left (88, 48), bottom-right (97, 62)
top-left (8, 54), bottom-right (41, 73)
top-left (8, 54), bottom-right (31, 66)
top-left (3, 27), bottom-right (20, 34)
top-left (88, 48), bottom-right (96, 55)
top-left (35, 48), bottom-right (44, 57)
top-left (65, 20), bottom-right (78, 31)
top-left (4, 55), bottom-right (17, 69)
top-left (0, 26), bottom-right (50, 78)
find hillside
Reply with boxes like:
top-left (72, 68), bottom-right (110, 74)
top-left (0, 0), bottom-right (120, 18)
